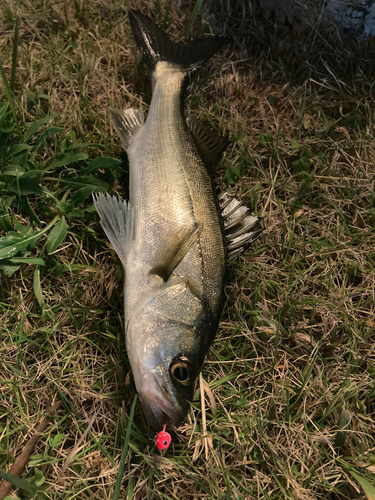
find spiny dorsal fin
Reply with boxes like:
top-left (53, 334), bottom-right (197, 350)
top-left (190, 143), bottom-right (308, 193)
top-left (186, 114), bottom-right (230, 173)
top-left (218, 191), bottom-right (263, 262)
top-left (109, 108), bottom-right (144, 151)
top-left (149, 225), bottom-right (199, 282)
top-left (93, 193), bottom-right (134, 266)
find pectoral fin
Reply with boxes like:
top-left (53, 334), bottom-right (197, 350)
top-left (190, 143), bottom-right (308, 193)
top-left (150, 225), bottom-right (199, 281)
top-left (93, 193), bottom-right (134, 267)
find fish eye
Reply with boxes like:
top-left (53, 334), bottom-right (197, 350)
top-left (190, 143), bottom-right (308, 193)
top-left (170, 357), bottom-right (192, 386)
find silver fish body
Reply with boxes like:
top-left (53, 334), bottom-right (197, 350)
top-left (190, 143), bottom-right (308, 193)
top-left (94, 11), bottom-right (262, 432)
top-left (125, 61), bottom-right (226, 428)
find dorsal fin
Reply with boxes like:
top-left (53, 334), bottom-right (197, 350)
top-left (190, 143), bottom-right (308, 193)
top-left (186, 114), bottom-right (230, 173)
top-left (218, 191), bottom-right (263, 262)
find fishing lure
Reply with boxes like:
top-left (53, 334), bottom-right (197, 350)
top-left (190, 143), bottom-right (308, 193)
top-left (155, 424), bottom-right (171, 451)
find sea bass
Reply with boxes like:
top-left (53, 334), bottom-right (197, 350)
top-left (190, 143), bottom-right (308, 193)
top-left (94, 11), bottom-right (262, 433)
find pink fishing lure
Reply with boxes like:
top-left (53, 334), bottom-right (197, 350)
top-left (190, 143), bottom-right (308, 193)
top-left (155, 424), bottom-right (171, 451)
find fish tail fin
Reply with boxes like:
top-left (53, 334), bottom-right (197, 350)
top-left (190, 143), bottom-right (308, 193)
top-left (129, 10), bottom-right (229, 73)
top-left (93, 193), bottom-right (134, 267)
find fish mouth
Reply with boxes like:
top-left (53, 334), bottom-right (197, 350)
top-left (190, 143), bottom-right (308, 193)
top-left (138, 371), bottom-right (188, 431)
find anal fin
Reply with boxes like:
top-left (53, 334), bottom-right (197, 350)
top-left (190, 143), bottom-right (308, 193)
top-left (150, 225), bottom-right (199, 282)
top-left (93, 193), bottom-right (134, 266)
top-left (109, 108), bottom-right (144, 150)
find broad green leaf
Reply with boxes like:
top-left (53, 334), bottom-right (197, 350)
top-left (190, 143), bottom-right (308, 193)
top-left (82, 156), bottom-right (121, 174)
top-left (0, 469), bottom-right (37, 495)
top-left (23, 196), bottom-right (41, 225)
top-left (55, 201), bottom-right (66, 213)
top-left (291, 138), bottom-right (301, 149)
top-left (5, 143), bottom-right (31, 158)
top-left (9, 257), bottom-right (46, 265)
top-left (0, 194), bottom-right (16, 205)
top-left (22, 113), bottom-right (61, 143)
top-left (68, 185), bottom-right (101, 208)
top-left (46, 216), bottom-right (68, 253)
top-left (35, 126), bottom-right (64, 151)
top-left (0, 194), bottom-right (15, 210)
top-left (50, 151), bottom-right (88, 168)
top-left (0, 252), bottom-right (44, 277)
top-left (301, 146), bottom-right (313, 160)
top-left (48, 433), bottom-right (64, 449)
top-left (28, 454), bottom-right (45, 467)
top-left (348, 470), bottom-right (375, 500)
top-left (23, 159), bottom-right (36, 171)
top-left (61, 175), bottom-right (110, 190)
top-left (8, 178), bottom-right (44, 196)
top-left (33, 467), bottom-right (46, 487)
top-left (292, 159), bottom-right (309, 173)
top-left (72, 142), bottom-right (103, 149)
top-left (66, 209), bottom-right (84, 217)
top-left (0, 195), bottom-right (14, 231)
top-left (0, 229), bottom-right (35, 260)
top-left (0, 215), bottom-right (59, 260)
top-left (0, 125), bottom-right (13, 134)
top-left (0, 262), bottom-right (22, 277)
top-left (260, 133), bottom-right (273, 147)
top-left (1, 165), bottom-right (25, 177)
top-left (13, 224), bottom-right (32, 235)
top-left (20, 170), bottom-right (42, 179)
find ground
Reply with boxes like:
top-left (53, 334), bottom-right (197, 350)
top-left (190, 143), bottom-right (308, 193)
top-left (0, 0), bottom-right (374, 499)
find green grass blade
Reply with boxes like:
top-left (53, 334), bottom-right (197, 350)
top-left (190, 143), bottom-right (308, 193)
top-left (186, 0), bottom-right (204, 38)
top-left (112, 394), bottom-right (137, 500)
top-left (0, 63), bottom-right (21, 137)
top-left (33, 265), bottom-right (45, 307)
top-left (127, 476), bottom-right (135, 499)
top-left (347, 470), bottom-right (375, 500)
top-left (10, 17), bottom-right (20, 93)
top-left (9, 257), bottom-right (46, 265)
top-left (0, 468), bottom-right (37, 495)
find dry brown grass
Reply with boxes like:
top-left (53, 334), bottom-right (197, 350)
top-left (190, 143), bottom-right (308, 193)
top-left (0, 0), bottom-right (374, 499)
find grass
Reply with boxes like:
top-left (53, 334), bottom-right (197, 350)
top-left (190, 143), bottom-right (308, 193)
top-left (0, 0), bottom-right (375, 499)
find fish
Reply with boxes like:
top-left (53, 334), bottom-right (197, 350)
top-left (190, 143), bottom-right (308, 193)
top-left (94, 10), bottom-right (262, 433)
